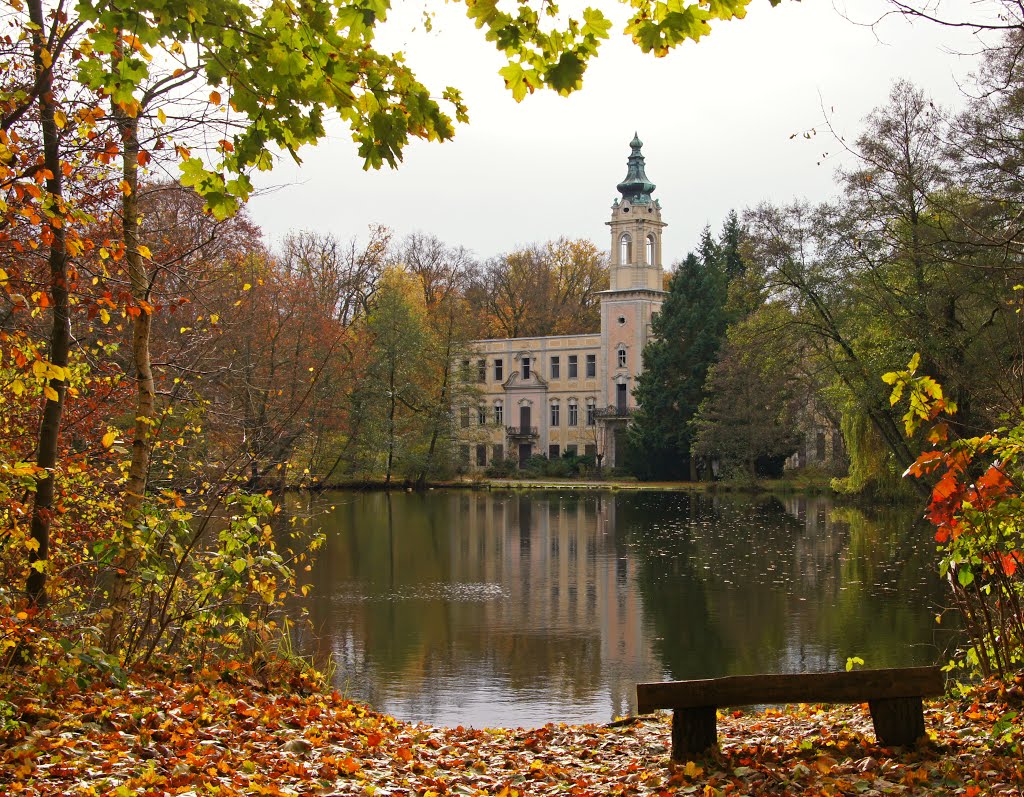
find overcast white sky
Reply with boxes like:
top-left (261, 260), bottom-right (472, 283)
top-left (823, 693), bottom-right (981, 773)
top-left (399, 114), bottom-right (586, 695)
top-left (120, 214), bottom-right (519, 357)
top-left (246, 0), bottom-right (990, 267)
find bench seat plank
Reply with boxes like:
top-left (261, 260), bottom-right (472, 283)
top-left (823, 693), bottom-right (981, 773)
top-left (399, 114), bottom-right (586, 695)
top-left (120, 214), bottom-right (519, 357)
top-left (637, 666), bottom-right (943, 715)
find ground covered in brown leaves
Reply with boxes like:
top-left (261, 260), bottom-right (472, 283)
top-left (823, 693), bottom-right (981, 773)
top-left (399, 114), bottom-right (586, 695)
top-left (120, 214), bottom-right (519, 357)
top-left (1, 667), bottom-right (1022, 796)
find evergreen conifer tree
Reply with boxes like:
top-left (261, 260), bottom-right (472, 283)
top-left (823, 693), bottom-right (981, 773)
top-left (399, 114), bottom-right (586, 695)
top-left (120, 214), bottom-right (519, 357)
top-left (698, 224), bottom-right (721, 271)
top-left (719, 210), bottom-right (746, 281)
top-left (629, 253), bottom-right (728, 479)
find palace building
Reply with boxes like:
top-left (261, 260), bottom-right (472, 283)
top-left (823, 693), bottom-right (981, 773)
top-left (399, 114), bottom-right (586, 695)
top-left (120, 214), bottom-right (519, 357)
top-left (458, 135), bottom-right (667, 470)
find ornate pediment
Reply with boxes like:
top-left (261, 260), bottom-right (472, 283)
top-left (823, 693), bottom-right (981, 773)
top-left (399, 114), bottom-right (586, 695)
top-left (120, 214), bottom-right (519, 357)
top-left (502, 371), bottom-right (548, 389)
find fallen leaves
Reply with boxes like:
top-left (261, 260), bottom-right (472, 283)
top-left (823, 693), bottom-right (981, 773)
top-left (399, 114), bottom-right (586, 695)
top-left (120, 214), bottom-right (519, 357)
top-left (1, 668), bottom-right (1023, 796)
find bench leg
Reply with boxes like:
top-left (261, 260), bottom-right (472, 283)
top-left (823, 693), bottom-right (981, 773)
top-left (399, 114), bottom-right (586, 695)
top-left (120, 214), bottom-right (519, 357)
top-left (671, 706), bottom-right (717, 760)
top-left (868, 697), bottom-right (925, 746)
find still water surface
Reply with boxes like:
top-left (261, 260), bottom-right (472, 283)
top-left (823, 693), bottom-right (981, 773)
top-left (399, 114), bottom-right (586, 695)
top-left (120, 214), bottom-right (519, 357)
top-left (290, 490), bottom-right (953, 728)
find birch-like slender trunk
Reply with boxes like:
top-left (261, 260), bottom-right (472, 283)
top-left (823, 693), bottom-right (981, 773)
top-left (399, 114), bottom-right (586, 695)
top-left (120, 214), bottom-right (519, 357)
top-left (25, 0), bottom-right (71, 608)
top-left (104, 95), bottom-right (155, 652)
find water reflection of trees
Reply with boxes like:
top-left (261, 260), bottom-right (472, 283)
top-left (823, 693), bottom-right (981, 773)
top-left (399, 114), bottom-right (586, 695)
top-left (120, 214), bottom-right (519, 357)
top-left (618, 493), bottom-right (951, 680)
top-left (294, 490), bottom-right (953, 725)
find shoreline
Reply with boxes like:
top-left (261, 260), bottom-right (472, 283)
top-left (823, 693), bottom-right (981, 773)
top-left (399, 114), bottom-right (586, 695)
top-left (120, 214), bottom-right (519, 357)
top-left (286, 476), bottom-right (841, 496)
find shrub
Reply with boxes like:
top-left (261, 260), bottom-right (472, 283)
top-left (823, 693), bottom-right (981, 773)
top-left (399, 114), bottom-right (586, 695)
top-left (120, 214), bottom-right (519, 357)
top-left (886, 355), bottom-right (1023, 680)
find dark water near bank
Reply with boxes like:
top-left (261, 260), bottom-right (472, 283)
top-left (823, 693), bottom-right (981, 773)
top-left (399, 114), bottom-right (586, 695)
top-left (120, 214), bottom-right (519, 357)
top-left (287, 490), bottom-right (954, 728)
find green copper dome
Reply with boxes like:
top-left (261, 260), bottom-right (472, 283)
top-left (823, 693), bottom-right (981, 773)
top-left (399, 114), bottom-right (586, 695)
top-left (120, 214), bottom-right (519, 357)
top-left (616, 133), bottom-right (656, 205)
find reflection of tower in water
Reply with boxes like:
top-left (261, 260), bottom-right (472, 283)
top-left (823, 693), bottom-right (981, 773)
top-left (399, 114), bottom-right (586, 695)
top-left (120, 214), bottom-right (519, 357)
top-left (451, 492), bottom-right (658, 721)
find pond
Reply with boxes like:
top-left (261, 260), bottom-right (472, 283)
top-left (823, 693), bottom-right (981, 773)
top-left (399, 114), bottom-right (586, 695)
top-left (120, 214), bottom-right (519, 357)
top-left (287, 489), bottom-right (955, 729)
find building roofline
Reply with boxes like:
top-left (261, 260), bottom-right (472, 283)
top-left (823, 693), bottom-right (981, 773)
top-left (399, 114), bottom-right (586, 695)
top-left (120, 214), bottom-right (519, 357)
top-left (469, 332), bottom-right (599, 345)
top-left (597, 288), bottom-right (667, 298)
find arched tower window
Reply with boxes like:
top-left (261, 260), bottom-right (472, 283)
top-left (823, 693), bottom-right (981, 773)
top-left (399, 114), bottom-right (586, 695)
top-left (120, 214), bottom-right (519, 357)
top-left (646, 234), bottom-right (656, 265)
top-left (619, 233), bottom-right (632, 265)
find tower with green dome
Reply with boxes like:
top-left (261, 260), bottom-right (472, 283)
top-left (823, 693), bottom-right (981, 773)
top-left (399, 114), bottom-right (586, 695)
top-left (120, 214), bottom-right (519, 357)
top-left (607, 133), bottom-right (666, 291)
top-left (597, 135), bottom-right (667, 464)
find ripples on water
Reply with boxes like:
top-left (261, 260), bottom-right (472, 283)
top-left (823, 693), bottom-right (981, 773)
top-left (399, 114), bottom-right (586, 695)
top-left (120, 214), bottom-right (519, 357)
top-left (287, 490), bottom-right (955, 728)
top-left (335, 583), bottom-right (510, 602)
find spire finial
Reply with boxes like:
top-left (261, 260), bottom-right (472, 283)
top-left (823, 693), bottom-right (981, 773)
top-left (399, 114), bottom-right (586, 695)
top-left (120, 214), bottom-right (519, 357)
top-left (617, 134), bottom-right (655, 204)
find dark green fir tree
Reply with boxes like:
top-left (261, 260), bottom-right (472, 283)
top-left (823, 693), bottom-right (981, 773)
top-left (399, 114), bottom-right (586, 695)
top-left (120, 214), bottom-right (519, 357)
top-left (719, 209), bottom-right (745, 281)
top-left (628, 252), bottom-right (728, 480)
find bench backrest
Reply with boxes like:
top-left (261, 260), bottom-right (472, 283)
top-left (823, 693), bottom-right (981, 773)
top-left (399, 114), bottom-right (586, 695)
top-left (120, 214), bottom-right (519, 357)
top-left (636, 666), bottom-right (943, 714)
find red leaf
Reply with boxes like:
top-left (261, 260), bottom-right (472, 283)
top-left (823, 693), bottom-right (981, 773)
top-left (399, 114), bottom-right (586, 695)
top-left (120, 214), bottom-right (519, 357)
top-left (906, 450), bottom-right (944, 478)
top-left (975, 464), bottom-right (1014, 500)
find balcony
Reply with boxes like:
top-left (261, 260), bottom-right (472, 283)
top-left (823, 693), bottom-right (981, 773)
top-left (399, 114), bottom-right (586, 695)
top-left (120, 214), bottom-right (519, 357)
top-left (505, 425), bottom-right (539, 439)
top-left (594, 405), bottom-right (636, 420)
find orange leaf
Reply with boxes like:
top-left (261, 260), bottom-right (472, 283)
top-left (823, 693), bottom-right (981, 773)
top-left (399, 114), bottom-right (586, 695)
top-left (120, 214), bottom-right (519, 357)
top-left (906, 450), bottom-right (944, 478)
top-left (395, 746), bottom-right (413, 762)
top-left (976, 464), bottom-right (1014, 498)
top-left (340, 756), bottom-right (361, 774)
top-left (931, 472), bottom-right (961, 504)
top-left (210, 90), bottom-right (221, 105)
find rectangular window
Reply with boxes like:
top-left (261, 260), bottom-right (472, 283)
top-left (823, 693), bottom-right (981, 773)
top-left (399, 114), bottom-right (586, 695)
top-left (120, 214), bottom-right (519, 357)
top-left (568, 355), bottom-right (578, 379)
top-left (549, 444), bottom-right (560, 459)
top-left (586, 354), bottom-right (596, 378)
top-left (494, 403), bottom-right (503, 425)
top-left (477, 359), bottom-right (486, 383)
top-left (522, 357), bottom-right (531, 379)
top-left (492, 444), bottom-right (504, 462)
top-left (494, 358), bottom-right (503, 381)
top-left (566, 444), bottom-right (578, 456)
top-left (550, 403), bottom-right (560, 426)
top-left (585, 444), bottom-right (597, 457)
top-left (460, 359), bottom-right (470, 378)
top-left (586, 400), bottom-right (596, 426)
top-left (550, 356), bottom-right (560, 379)
top-left (476, 444), bottom-right (487, 466)
top-left (568, 403), bottom-right (578, 427)
top-left (460, 445), bottom-right (470, 465)
top-left (477, 405), bottom-right (487, 425)
top-left (617, 348), bottom-right (627, 368)
top-left (460, 407), bottom-right (470, 428)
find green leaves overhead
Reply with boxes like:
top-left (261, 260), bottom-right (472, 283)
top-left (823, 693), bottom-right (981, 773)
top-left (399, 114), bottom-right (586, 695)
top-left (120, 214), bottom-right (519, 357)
top-left (625, 0), bottom-right (776, 56)
top-left (467, 0), bottom-right (609, 97)
top-left (71, 0), bottom-right (780, 215)
top-left (75, 0), bottom-right (461, 210)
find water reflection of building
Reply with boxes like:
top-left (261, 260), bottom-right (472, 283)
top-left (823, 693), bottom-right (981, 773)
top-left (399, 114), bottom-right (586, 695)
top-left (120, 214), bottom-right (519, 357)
top-left (303, 491), bottom-right (947, 727)
top-left (449, 492), bottom-right (659, 721)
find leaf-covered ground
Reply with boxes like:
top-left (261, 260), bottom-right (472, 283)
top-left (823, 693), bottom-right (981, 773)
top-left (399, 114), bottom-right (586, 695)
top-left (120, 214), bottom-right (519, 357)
top-left (2, 667), bottom-right (1022, 796)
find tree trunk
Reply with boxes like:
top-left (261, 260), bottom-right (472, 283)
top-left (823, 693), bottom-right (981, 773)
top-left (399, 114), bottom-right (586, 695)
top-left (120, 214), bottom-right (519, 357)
top-left (25, 0), bottom-right (70, 609)
top-left (416, 312), bottom-right (454, 489)
top-left (105, 97), bottom-right (154, 652)
top-left (385, 361), bottom-right (396, 484)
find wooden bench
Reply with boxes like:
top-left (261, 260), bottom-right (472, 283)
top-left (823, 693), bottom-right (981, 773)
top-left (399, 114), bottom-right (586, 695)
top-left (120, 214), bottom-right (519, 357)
top-left (636, 666), bottom-right (944, 760)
